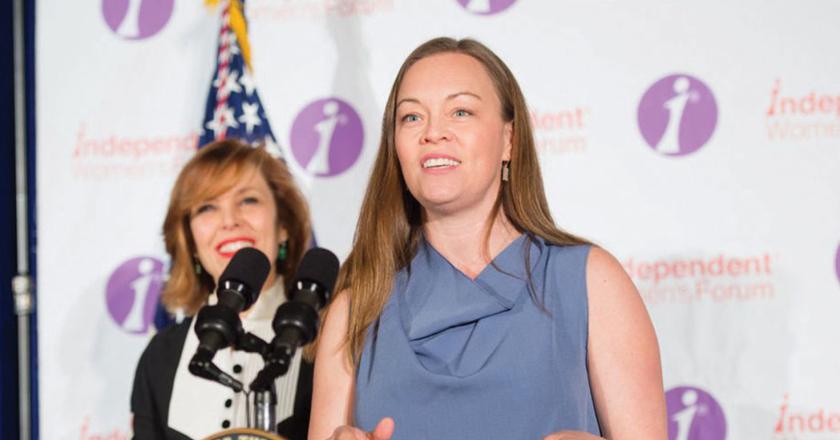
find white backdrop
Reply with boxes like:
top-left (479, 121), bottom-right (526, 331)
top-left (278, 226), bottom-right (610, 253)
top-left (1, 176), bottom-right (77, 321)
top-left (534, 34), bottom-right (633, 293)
top-left (36, 1), bottom-right (840, 439)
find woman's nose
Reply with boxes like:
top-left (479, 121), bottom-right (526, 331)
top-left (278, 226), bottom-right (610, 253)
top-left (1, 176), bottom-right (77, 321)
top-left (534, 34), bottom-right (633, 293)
top-left (420, 117), bottom-right (451, 144)
top-left (220, 205), bottom-right (240, 229)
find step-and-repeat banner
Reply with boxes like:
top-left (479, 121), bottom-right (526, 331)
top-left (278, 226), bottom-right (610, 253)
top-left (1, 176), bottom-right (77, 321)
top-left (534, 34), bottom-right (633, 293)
top-left (36, 1), bottom-right (840, 439)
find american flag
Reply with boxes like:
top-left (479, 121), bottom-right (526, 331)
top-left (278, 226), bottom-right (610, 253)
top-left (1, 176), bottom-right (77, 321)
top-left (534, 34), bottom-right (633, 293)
top-left (199, 0), bottom-right (282, 157)
top-left (155, 0), bottom-right (293, 330)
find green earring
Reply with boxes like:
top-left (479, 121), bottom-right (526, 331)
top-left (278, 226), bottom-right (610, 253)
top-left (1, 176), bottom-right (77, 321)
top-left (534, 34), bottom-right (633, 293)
top-left (194, 259), bottom-right (202, 275)
top-left (277, 241), bottom-right (288, 262)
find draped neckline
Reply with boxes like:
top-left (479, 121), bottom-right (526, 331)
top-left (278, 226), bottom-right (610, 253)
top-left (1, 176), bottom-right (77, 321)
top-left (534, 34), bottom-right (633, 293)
top-left (394, 233), bottom-right (545, 377)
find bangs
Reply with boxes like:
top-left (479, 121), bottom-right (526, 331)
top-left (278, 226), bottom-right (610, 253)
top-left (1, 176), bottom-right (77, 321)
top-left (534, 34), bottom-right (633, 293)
top-left (176, 153), bottom-right (261, 214)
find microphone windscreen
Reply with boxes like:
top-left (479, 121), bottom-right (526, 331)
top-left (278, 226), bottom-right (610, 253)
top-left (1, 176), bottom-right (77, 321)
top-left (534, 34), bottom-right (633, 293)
top-left (295, 247), bottom-right (340, 293)
top-left (219, 247), bottom-right (272, 292)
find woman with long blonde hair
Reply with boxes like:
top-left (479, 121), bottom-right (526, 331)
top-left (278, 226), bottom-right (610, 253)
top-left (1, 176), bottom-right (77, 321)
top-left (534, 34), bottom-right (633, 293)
top-left (310, 38), bottom-right (667, 440)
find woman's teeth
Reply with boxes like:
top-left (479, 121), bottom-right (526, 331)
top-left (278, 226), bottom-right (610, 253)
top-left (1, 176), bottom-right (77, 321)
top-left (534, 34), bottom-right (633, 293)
top-left (423, 157), bottom-right (460, 168)
top-left (219, 241), bottom-right (254, 253)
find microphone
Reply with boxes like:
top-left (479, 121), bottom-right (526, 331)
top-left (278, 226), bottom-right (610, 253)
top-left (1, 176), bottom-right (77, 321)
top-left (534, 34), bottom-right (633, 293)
top-left (250, 247), bottom-right (339, 391)
top-left (216, 246), bottom-right (272, 312)
top-left (189, 247), bottom-right (271, 391)
top-left (275, 247), bottom-right (340, 342)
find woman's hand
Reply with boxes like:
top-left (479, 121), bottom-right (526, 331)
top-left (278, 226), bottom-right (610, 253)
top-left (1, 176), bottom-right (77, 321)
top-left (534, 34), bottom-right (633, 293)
top-left (542, 431), bottom-right (604, 440)
top-left (326, 417), bottom-right (394, 440)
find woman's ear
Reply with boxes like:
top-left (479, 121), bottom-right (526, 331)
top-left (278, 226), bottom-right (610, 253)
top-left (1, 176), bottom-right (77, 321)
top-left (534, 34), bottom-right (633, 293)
top-left (502, 121), bottom-right (513, 161)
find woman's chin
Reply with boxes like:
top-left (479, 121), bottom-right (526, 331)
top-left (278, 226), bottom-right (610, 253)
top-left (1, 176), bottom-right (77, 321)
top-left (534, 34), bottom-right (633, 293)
top-left (416, 192), bottom-right (459, 211)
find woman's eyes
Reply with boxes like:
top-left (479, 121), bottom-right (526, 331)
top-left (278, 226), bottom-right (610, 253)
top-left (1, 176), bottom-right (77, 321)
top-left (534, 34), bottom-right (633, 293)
top-left (194, 203), bottom-right (215, 215)
top-left (400, 109), bottom-right (471, 122)
top-left (193, 196), bottom-right (258, 215)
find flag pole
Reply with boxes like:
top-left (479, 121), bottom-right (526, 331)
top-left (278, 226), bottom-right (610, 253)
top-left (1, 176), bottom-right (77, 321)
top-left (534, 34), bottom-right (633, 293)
top-left (12, 0), bottom-right (34, 437)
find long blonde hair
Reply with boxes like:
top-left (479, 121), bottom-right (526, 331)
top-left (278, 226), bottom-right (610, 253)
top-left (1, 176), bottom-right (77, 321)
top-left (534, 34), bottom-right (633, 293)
top-left (161, 139), bottom-right (311, 315)
top-left (338, 37), bottom-right (589, 363)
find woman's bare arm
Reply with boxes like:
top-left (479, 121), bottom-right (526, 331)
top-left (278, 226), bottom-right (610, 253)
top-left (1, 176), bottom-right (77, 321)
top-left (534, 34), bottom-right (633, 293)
top-left (309, 291), bottom-right (357, 440)
top-left (586, 247), bottom-right (668, 439)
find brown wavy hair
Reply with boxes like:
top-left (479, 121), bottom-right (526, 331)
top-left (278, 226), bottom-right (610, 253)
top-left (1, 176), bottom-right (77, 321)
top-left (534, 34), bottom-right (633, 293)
top-left (336, 37), bottom-right (589, 364)
top-left (161, 139), bottom-right (311, 315)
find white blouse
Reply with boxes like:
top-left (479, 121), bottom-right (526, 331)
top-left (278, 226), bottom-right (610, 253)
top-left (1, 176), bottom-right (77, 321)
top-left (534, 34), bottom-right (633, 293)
top-left (167, 280), bottom-right (302, 439)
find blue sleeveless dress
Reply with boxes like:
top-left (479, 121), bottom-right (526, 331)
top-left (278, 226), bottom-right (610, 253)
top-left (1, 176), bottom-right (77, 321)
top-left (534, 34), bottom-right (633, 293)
top-left (354, 235), bottom-right (601, 439)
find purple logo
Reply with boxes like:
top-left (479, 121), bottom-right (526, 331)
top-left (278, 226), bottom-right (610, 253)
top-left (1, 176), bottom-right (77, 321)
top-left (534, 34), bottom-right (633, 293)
top-left (455, 0), bottom-right (517, 15)
top-left (290, 97), bottom-right (364, 177)
top-left (835, 244), bottom-right (840, 285)
top-left (666, 386), bottom-right (726, 440)
top-left (102, 0), bottom-right (174, 40)
top-left (105, 257), bottom-right (165, 334)
top-left (638, 74), bottom-right (718, 156)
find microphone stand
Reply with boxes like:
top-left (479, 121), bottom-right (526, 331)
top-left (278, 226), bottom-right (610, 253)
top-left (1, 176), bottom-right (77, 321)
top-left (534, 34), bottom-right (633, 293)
top-left (249, 329), bottom-right (298, 433)
top-left (190, 247), bottom-right (337, 434)
top-left (249, 274), bottom-right (332, 432)
top-left (189, 329), bottom-right (284, 433)
top-left (235, 331), bottom-right (277, 432)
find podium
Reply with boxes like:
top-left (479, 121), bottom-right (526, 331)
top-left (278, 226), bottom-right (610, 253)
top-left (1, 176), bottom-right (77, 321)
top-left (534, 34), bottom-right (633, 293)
top-left (202, 428), bottom-right (287, 440)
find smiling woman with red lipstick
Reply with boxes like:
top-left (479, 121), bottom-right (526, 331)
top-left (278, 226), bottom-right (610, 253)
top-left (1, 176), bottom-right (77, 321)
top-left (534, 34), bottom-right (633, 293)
top-left (309, 38), bottom-right (667, 440)
top-left (131, 139), bottom-right (312, 440)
